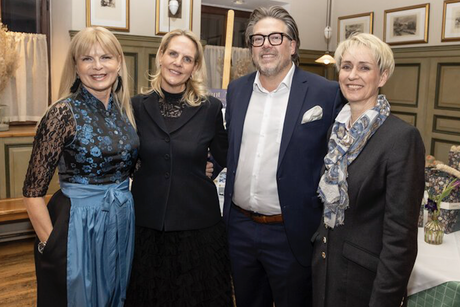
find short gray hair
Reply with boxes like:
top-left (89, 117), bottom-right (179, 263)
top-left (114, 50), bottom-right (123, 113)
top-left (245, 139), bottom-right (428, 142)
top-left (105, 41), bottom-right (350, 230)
top-left (334, 33), bottom-right (395, 78)
top-left (245, 6), bottom-right (300, 66)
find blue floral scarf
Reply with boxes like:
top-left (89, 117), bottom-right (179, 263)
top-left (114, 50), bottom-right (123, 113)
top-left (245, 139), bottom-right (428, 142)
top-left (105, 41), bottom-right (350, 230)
top-left (317, 95), bottom-right (390, 228)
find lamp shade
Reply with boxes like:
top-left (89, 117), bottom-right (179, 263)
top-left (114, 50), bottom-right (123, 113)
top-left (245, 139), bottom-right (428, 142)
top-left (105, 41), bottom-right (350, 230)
top-left (169, 0), bottom-right (179, 16)
top-left (315, 53), bottom-right (336, 65)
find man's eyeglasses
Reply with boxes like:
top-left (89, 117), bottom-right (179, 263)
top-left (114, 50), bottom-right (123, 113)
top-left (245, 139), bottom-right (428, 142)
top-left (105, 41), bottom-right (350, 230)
top-left (249, 32), bottom-right (292, 47)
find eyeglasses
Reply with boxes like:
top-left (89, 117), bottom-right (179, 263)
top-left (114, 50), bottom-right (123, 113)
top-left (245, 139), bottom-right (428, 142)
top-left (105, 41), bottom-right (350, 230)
top-left (249, 32), bottom-right (292, 47)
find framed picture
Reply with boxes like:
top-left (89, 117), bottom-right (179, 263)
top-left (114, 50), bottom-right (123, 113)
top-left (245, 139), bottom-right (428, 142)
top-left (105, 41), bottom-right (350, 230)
top-left (86, 0), bottom-right (129, 32)
top-left (442, 0), bottom-right (460, 42)
top-left (156, 0), bottom-right (193, 35)
top-left (384, 4), bottom-right (430, 45)
top-left (337, 12), bottom-right (374, 43)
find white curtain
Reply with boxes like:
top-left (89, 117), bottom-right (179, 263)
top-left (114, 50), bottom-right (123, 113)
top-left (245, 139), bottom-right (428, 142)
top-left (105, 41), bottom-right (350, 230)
top-left (0, 32), bottom-right (48, 121)
top-left (204, 46), bottom-right (255, 90)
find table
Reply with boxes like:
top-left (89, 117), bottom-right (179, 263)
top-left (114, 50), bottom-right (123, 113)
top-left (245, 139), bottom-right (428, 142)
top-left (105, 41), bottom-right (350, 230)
top-left (407, 231), bottom-right (460, 306)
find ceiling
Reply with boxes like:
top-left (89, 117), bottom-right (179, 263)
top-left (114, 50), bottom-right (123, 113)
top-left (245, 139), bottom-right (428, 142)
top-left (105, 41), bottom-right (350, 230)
top-left (201, 0), bottom-right (289, 11)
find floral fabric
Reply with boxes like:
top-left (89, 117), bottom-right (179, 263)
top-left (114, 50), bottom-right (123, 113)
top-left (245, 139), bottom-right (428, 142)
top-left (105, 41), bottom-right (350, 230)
top-left (317, 95), bottom-right (390, 228)
top-left (23, 86), bottom-right (139, 197)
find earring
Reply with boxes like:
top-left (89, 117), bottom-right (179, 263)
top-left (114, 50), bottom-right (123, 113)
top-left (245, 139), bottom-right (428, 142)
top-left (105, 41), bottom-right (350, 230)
top-left (70, 76), bottom-right (81, 93)
top-left (115, 75), bottom-right (123, 92)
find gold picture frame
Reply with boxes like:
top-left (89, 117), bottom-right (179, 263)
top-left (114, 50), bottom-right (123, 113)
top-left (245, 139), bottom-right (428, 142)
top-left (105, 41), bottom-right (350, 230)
top-left (384, 4), bottom-right (429, 46)
top-left (155, 0), bottom-right (193, 35)
top-left (86, 0), bottom-right (130, 32)
top-left (442, 0), bottom-right (460, 42)
top-left (337, 12), bottom-right (374, 44)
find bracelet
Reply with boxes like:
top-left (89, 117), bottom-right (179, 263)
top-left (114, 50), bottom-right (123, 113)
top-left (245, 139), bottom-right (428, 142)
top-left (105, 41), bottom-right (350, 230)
top-left (38, 240), bottom-right (47, 254)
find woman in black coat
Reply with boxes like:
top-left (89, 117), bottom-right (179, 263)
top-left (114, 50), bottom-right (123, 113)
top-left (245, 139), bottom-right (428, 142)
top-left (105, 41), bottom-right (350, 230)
top-left (312, 33), bottom-right (425, 307)
top-left (125, 29), bottom-right (232, 306)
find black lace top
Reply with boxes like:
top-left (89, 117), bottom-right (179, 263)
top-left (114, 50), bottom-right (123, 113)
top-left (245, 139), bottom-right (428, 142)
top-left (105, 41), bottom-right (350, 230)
top-left (159, 89), bottom-right (186, 131)
top-left (23, 86), bottom-right (139, 197)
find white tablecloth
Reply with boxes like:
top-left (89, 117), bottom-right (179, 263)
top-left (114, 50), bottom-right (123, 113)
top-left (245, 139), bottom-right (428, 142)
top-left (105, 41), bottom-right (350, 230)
top-left (407, 230), bottom-right (460, 295)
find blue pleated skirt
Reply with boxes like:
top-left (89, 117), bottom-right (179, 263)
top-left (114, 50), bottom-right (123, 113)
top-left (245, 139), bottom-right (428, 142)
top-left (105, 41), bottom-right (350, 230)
top-left (61, 179), bottom-right (135, 307)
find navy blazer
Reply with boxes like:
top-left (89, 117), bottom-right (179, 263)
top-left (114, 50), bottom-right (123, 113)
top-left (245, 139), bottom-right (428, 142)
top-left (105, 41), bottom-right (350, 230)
top-left (131, 93), bottom-right (227, 231)
top-left (223, 67), bottom-right (344, 266)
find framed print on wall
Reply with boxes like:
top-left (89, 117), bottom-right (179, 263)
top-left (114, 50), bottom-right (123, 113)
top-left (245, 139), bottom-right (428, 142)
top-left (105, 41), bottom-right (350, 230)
top-left (86, 0), bottom-right (130, 32)
top-left (442, 0), bottom-right (460, 42)
top-left (384, 3), bottom-right (429, 46)
top-left (337, 12), bottom-right (374, 43)
top-left (156, 0), bottom-right (193, 35)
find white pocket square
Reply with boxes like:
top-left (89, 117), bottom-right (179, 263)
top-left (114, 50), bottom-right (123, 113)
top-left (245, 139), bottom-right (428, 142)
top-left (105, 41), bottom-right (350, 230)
top-left (301, 105), bottom-right (323, 124)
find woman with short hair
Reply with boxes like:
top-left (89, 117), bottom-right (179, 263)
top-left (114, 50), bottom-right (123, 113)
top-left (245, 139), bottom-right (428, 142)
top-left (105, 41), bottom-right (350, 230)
top-left (312, 33), bottom-right (425, 307)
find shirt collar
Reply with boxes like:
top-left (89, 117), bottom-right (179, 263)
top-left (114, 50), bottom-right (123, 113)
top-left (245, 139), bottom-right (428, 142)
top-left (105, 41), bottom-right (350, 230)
top-left (253, 62), bottom-right (296, 93)
top-left (80, 85), bottom-right (113, 111)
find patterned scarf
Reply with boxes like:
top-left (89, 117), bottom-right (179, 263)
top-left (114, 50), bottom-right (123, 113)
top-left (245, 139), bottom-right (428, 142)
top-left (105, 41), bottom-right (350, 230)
top-left (317, 95), bottom-right (390, 228)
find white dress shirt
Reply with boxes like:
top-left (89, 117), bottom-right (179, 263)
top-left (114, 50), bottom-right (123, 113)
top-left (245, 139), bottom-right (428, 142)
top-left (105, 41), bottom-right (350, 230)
top-left (233, 63), bottom-right (296, 215)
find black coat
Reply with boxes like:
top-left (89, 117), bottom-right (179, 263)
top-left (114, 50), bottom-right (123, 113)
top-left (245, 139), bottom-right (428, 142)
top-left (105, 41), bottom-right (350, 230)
top-left (312, 115), bottom-right (426, 307)
top-left (131, 93), bottom-right (228, 231)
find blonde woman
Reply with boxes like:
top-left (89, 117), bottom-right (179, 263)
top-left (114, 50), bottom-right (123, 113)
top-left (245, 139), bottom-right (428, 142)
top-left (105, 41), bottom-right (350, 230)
top-left (23, 27), bottom-right (138, 306)
top-left (312, 33), bottom-right (425, 307)
top-left (125, 29), bottom-right (231, 306)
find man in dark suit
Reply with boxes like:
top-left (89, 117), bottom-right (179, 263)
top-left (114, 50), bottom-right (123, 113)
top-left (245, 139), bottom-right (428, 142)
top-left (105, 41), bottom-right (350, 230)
top-left (223, 6), bottom-right (344, 307)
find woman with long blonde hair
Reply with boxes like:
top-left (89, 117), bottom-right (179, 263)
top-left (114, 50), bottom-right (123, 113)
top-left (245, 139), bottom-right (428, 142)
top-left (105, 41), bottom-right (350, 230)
top-left (23, 27), bottom-right (139, 306)
top-left (125, 29), bottom-right (232, 306)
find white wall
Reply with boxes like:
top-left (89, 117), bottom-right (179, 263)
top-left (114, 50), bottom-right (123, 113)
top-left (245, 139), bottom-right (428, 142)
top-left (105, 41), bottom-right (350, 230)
top-left (50, 0), bottom-right (202, 101)
top-left (50, 0), bottom-right (459, 101)
top-left (286, 0), bottom-right (459, 53)
top-left (331, 0), bottom-right (458, 50)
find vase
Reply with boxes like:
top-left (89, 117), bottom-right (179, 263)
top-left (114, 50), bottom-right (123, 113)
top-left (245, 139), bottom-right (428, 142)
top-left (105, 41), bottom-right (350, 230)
top-left (424, 211), bottom-right (444, 245)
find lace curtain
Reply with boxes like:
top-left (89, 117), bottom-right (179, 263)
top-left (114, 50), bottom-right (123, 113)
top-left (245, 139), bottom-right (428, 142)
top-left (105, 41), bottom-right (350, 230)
top-left (204, 45), bottom-right (255, 89)
top-left (0, 32), bottom-right (48, 121)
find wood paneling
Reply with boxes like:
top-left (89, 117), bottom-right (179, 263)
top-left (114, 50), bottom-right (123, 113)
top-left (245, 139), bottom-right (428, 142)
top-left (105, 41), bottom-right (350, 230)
top-left (435, 63), bottom-right (460, 110)
top-left (381, 64), bottom-right (420, 106)
top-left (124, 52), bottom-right (139, 95)
top-left (431, 138), bottom-right (460, 164)
top-left (433, 115), bottom-right (460, 136)
top-left (388, 46), bottom-right (460, 162)
top-left (392, 111), bottom-right (417, 126)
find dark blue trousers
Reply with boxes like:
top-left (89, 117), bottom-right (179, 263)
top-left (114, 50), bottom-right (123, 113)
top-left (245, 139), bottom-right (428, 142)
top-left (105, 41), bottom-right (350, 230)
top-left (227, 204), bottom-right (312, 307)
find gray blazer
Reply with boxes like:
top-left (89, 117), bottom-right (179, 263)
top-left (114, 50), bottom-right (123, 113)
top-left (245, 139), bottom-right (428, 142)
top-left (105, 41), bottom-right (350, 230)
top-left (312, 114), bottom-right (425, 307)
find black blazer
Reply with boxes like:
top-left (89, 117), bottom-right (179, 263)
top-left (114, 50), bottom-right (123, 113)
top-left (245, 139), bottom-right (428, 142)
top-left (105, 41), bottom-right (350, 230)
top-left (131, 93), bottom-right (227, 231)
top-left (312, 115), bottom-right (426, 307)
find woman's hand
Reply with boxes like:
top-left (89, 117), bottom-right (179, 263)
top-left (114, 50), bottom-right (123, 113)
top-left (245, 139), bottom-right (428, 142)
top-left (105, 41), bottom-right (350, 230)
top-left (206, 161), bottom-right (214, 178)
top-left (23, 197), bottom-right (53, 243)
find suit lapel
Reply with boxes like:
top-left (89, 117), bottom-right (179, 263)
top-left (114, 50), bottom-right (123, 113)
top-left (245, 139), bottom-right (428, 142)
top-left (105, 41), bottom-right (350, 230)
top-left (142, 93), bottom-right (201, 135)
top-left (232, 74), bottom-right (256, 161)
top-left (278, 68), bottom-right (309, 167)
top-left (143, 93), bottom-right (168, 134)
top-left (169, 104), bottom-right (201, 134)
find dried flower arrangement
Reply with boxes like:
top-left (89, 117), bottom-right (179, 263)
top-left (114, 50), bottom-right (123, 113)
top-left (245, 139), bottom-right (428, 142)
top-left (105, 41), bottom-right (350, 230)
top-left (0, 22), bottom-right (19, 95)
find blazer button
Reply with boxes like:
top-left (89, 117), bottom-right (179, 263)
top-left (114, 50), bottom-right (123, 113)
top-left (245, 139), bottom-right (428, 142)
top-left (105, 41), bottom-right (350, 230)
top-left (164, 154), bottom-right (170, 160)
top-left (321, 252), bottom-right (326, 259)
top-left (323, 237), bottom-right (327, 244)
top-left (165, 172), bottom-right (170, 179)
top-left (164, 137), bottom-right (170, 143)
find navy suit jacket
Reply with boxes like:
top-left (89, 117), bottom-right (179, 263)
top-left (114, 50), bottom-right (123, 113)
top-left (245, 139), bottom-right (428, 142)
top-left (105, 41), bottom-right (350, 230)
top-left (223, 67), bottom-right (344, 266)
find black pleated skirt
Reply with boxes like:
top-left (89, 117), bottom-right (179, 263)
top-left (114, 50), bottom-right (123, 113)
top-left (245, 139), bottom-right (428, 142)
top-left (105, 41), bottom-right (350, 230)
top-left (125, 221), bottom-right (233, 307)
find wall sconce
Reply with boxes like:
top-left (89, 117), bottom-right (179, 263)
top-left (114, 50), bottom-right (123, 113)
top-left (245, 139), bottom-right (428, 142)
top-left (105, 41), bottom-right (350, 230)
top-left (169, 0), bottom-right (179, 16)
top-left (315, 0), bottom-right (336, 65)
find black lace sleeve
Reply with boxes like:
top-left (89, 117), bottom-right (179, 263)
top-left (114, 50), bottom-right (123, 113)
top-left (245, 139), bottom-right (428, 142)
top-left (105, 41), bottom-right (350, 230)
top-left (22, 101), bottom-right (76, 197)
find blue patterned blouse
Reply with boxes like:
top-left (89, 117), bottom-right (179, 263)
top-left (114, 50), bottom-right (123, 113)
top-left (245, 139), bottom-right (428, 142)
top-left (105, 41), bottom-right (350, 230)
top-left (23, 86), bottom-right (139, 197)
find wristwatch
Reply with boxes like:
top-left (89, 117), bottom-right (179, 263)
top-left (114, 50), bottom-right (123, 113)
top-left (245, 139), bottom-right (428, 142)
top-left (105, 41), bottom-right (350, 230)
top-left (37, 240), bottom-right (47, 254)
